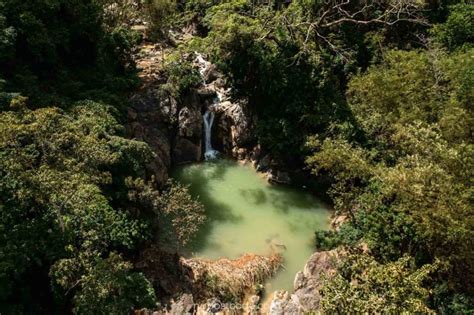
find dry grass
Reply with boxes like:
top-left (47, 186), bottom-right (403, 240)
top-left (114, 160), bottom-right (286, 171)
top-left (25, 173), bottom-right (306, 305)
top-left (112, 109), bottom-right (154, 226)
top-left (181, 253), bottom-right (283, 301)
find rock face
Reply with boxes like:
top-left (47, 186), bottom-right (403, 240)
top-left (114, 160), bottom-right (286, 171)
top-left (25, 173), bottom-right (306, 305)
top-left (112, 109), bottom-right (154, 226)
top-left (173, 91), bottom-right (203, 164)
top-left (173, 137), bottom-right (201, 164)
top-left (178, 106), bottom-right (202, 138)
top-left (268, 250), bottom-right (340, 314)
top-left (128, 89), bottom-right (175, 186)
top-left (180, 253), bottom-right (282, 300)
top-left (214, 100), bottom-right (253, 156)
top-left (128, 46), bottom-right (254, 177)
top-left (127, 45), bottom-right (207, 184)
top-left (194, 53), bottom-right (255, 159)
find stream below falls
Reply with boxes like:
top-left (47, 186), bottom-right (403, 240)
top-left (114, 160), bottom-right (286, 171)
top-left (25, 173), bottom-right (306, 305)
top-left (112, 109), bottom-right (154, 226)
top-left (173, 159), bottom-right (331, 293)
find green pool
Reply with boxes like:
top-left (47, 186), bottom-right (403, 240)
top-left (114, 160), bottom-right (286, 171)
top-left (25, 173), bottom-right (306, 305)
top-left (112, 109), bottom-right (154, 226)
top-left (173, 159), bottom-right (331, 292)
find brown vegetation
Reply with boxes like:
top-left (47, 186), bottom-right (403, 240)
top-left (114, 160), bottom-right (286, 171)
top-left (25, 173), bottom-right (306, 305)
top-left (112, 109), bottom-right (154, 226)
top-left (181, 253), bottom-right (283, 301)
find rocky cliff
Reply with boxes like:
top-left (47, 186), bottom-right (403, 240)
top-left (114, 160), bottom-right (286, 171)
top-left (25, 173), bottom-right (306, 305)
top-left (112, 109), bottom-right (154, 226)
top-left (268, 250), bottom-right (340, 314)
top-left (127, 44), bottom-right (255, 185)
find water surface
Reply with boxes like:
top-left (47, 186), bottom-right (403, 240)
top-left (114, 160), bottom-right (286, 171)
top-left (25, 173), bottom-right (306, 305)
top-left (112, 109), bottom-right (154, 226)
top-left (173, 159), bottom-right (330, 292)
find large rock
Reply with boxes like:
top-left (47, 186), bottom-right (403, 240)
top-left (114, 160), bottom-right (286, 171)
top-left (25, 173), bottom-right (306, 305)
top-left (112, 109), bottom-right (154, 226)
top-left (193, 53), bottom-right (254, 159)
top-left (203, 63), bottom-right (221, 83)
top-left (174, 94), bottom-right (203, 164)
top-left (213, 100), bottom-right (253, 156)
top-left (173, 138), bottom-right (202, 164)
top-left (267, 170), bottom-right (291, 185)
top-left (268, 250), bottom-right (340, 314)
top-left (127, 90), bottom-right (175, 186)
top-left (178, 106), bottom-right (202, 138)
top-left (268, 291), bottom-right (300, 315)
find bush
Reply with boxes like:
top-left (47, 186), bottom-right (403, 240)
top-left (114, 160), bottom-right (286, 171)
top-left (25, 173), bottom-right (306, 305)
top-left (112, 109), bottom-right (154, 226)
top-left (144, 0), bottom-right (177, 40)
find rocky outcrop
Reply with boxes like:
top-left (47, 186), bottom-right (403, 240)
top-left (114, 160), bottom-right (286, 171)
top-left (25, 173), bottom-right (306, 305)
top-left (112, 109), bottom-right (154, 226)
top-left (129, 46), bottom-right (256, 175)
top-left (128, 88), bottom-right (175, 186)
top-left (127, 44), bottom-right (207, 183)
top-left (173, 92), bottom-right (203, 164)
top-left (177, 106), bottom-right (201, 138)
top-left (173, 137), bottom-right (201, 164)
top-left (213, 100), bottom-right (253, 154)
top-left (168, 293), bottom-right (195, 315)
top-left (268, 250), bottom-right (340, 314)
top-left (267, 170), bottom-right (291, 185)
top-left (194, 53), bottom-right (255, 159)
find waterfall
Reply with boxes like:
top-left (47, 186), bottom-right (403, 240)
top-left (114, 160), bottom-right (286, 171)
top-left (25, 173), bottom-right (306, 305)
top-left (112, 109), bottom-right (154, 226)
top-left (196, 52), bottom-right (223, 160)
top-left (195, 53), bottom-right (211, 80)
top-left (203, 110), bottom-right (218, 160)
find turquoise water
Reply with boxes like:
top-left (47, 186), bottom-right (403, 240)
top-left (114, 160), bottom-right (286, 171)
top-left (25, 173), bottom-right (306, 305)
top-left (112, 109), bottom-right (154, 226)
top-left (172, 159), bottom-right (331, 292)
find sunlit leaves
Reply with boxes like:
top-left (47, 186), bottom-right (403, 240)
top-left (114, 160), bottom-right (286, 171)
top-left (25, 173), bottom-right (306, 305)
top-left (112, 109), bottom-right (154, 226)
top-left (320, 253), bottom-right (437, 314)
top-left (0, 101), bottom-right (157, 312)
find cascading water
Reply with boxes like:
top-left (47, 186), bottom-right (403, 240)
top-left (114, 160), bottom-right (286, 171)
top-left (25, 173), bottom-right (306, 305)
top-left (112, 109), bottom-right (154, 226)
top-left (203, 110), bottom-right (219, 160)
top-left (195, 53), bottom-right (211, 79)
top-left (195, 52), bottom-right (222, 160)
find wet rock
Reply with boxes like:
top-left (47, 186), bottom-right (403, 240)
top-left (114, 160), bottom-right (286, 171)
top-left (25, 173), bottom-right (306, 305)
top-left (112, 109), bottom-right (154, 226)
top-left (293, 271), bottom-right (305, 290)
top-left (196, 86), bottom-right (216, 98)
top-left (232, 147), bottom-right (248, 160)
top-left (249, 145), bottom-right (262, 163)
top-left (212, 77), bottom-right (227, 89)
top-left (268, 170), bottom-right (291, 185)
top-left (256, 155), bottom-right (271, 172)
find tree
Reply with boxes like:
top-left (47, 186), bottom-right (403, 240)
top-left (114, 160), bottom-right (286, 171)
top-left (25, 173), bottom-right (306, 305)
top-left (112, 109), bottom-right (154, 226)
top-left (307, 46), bottom-right (474, 310)
top-left (273, 0), bottom-right (428, 60)
top-left (126, 177), bottom-right (206, 249)
top-left (320, 253), bottom-right (437, 314)
top-left (432, 3), bottom-right (474, 51)
top-left (51, 251), bottom-right (156, 314)
top-left (0, 0), bottom-right (139, 107)
top-left (144, 0), bottom-right (177, 39)
top-left (0, 100), bottom-right (157, 312)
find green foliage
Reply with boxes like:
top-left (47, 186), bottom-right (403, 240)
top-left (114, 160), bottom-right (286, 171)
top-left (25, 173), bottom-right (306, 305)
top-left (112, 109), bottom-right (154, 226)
top-left (348, 50), bottom-right (440, 133)
top-left (0, 0), bottom-right (139, 107)
top-left (0, 101), bottom-right (158, 312)
top-left (320, 253), bottom-right (437, 314)
top-left (182, 0), bottom-right (431, 161)
top-left (144, 0), bottom-right (178, 40)
top-left (432, 3), bottom-right (474, 51)
top-left (158, 180), bottom-right (206, 247)
top-left (306, 12), bottom-right (472, 309)
top-left (347, 48), bottom-right (473, 141)
top-left (193, 0), bottom-right (349, 159)
top-left (162, 51), bottom-right (202, 97)
top-left (51, 251), bottom-right (156, 314)
top-left (0, 0), bottom-right (471, 313)
top-left (95, 0), bottom-right (143, 30)
top-left (126, 177), bottom-right (206, 249)
top-left (180, 0), bottom-right (222, 28)
top-left (307, 47), bottom-right (474, 310)
top-left (0, 97), bottom-right (208, 312)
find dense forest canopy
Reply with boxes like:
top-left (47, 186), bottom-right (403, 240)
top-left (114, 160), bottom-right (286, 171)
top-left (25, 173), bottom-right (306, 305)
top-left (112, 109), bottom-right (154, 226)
top-left (0, 0), bottom-right (472, 313)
